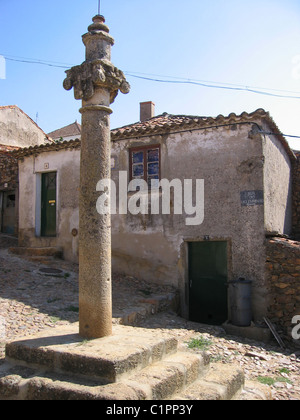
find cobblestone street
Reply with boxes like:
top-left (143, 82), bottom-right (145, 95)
top-left (0, 234), bottom-right (300, 400)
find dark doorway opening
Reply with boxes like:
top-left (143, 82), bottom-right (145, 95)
top-left (1, 191), bottom-right (16, 234)
top-left (41, 172), bottom-right (57, 237)
top-left (188, 241), bottom-right (228, 325)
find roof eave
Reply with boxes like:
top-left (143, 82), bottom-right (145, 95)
top-left (11, 109), bottom-right (296, 163)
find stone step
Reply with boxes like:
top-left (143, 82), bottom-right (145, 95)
top-left (0, 324), bottom-right (270, 400)
top-left (122, 352), bottom-right (210, 400)
top-left (173, 363), bottom-right (245, 400)
top-left (4, 324), bottom-right (178, 384)
top-left (0, 351), bottom-right (209, 400)
top-left (9, 247), bottom-right (63, 259)
top-left (114, 292), bottom-right (180, 327)
top-left (0, 351), bottom-right (269, 401)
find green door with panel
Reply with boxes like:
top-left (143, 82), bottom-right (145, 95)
top-left (41, 172), bottom-right (57, 237)
top-left (188, 241), bottom-right (228, 325)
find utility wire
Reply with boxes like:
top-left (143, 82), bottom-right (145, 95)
top-left (2, 54), bottom-right (71, 69)
top-left (260, 131), bottom-right (300, 140)
top-left (125, 70), bottom-right (300, 96)
top-left (125, 73), bottom-right (300, 100)
top-left (6, 58), bottom-right (69, 69)
top-left (2, 53), bottom-right (300, 99)
top-left (2, 54), bottom-right (300, 138)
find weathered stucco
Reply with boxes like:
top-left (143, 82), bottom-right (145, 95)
top-left (262, 122), bottom-right (293, 236)
top-left (18, 149), bottom-right (80, 262)
top-left (0, 106), bottom-right (48, 147)
top-left (292, 152), bottom-right (300, 238)
top-left (111, 123), bottom-right (268, 320)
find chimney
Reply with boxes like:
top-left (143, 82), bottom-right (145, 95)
top-left (140, 101), bottom-right (155, 122)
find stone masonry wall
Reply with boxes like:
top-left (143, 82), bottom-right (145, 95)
top-left (0, 146), bottom-right (19, 190)
top-left (266, 237), bottom-right (300, 341)
top-left (0, 146), bottom-right (19, 234)
top-left (292, 152), bottom-right (300, 239)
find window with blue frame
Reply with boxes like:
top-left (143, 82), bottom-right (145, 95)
top-left (130, 145), bottom-right (160, 189)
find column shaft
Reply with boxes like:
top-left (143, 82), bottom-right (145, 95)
top-left (79, 108), bottom-right (112, 338)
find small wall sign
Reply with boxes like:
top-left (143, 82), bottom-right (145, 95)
top-left (240, 190), bottom-right (264, 207)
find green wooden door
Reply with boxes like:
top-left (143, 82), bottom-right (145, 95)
top-left (189, 241), bottom-right (228, 325)
top-left (41, 172), bottom-right (57, 237)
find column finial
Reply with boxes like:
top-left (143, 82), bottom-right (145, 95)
top-left (88, 14), bottom-right (109, 34)
top-left (63, 16), bottom-right (130, 104)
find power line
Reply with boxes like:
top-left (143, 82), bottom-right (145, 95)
top-left (125, 70), bottom-right (300, 96)
top-left (1, 54), bottom-right (72, 69)
top-left (2, 53), bottom-right (300, 100)
top-left (2, 53), bottom-right (300, 138)
top-left (6, 58), bottom-right (68, 69)
top-left (125, 73), bottom-right (300, 100)
top-left (260, 131), bottom-right (300, 140)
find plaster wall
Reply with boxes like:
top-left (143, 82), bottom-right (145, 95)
top-left (111, 124), bottom-right (267, 320)
top-left (18, 149), bottom-right (80, 262)
top-left (262, 123), bottom-right (293, 236)
top-left (292, 152), bottom-right (300, 238)
top-left (0, 107), bottom-right (47, 147)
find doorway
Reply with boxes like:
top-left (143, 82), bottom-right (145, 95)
top-left (41, 172), bottom-right (57, 237)
top-left (0, 191), bottom-right (16, 234)
top-left (188, 241), bottom-right (228, 325)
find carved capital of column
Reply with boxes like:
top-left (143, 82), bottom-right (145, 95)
top-left (63, 59), bottom-right (130, 103)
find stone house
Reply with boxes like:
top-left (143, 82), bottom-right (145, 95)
top-left (13, 103), bottom-right (298, 332)
top-left (0, 105), bottom-right (50, 234)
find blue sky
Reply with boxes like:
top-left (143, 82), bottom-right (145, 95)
top-left (0, 0), bottom-right (300, 149)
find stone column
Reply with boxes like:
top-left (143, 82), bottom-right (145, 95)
top-left (63, 16), bottom-right (130, 339)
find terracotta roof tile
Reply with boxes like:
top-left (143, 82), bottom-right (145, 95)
top-left (0, 144), bottom-right (20, 160)
top-left (0, 145), bottom-right (20, 152)
top-left (12, 139), bottom-right (81, 159)
top-left (10, 109), bottom-right (296, 162)
top-left (110, 110), bottom-right (266, 139)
